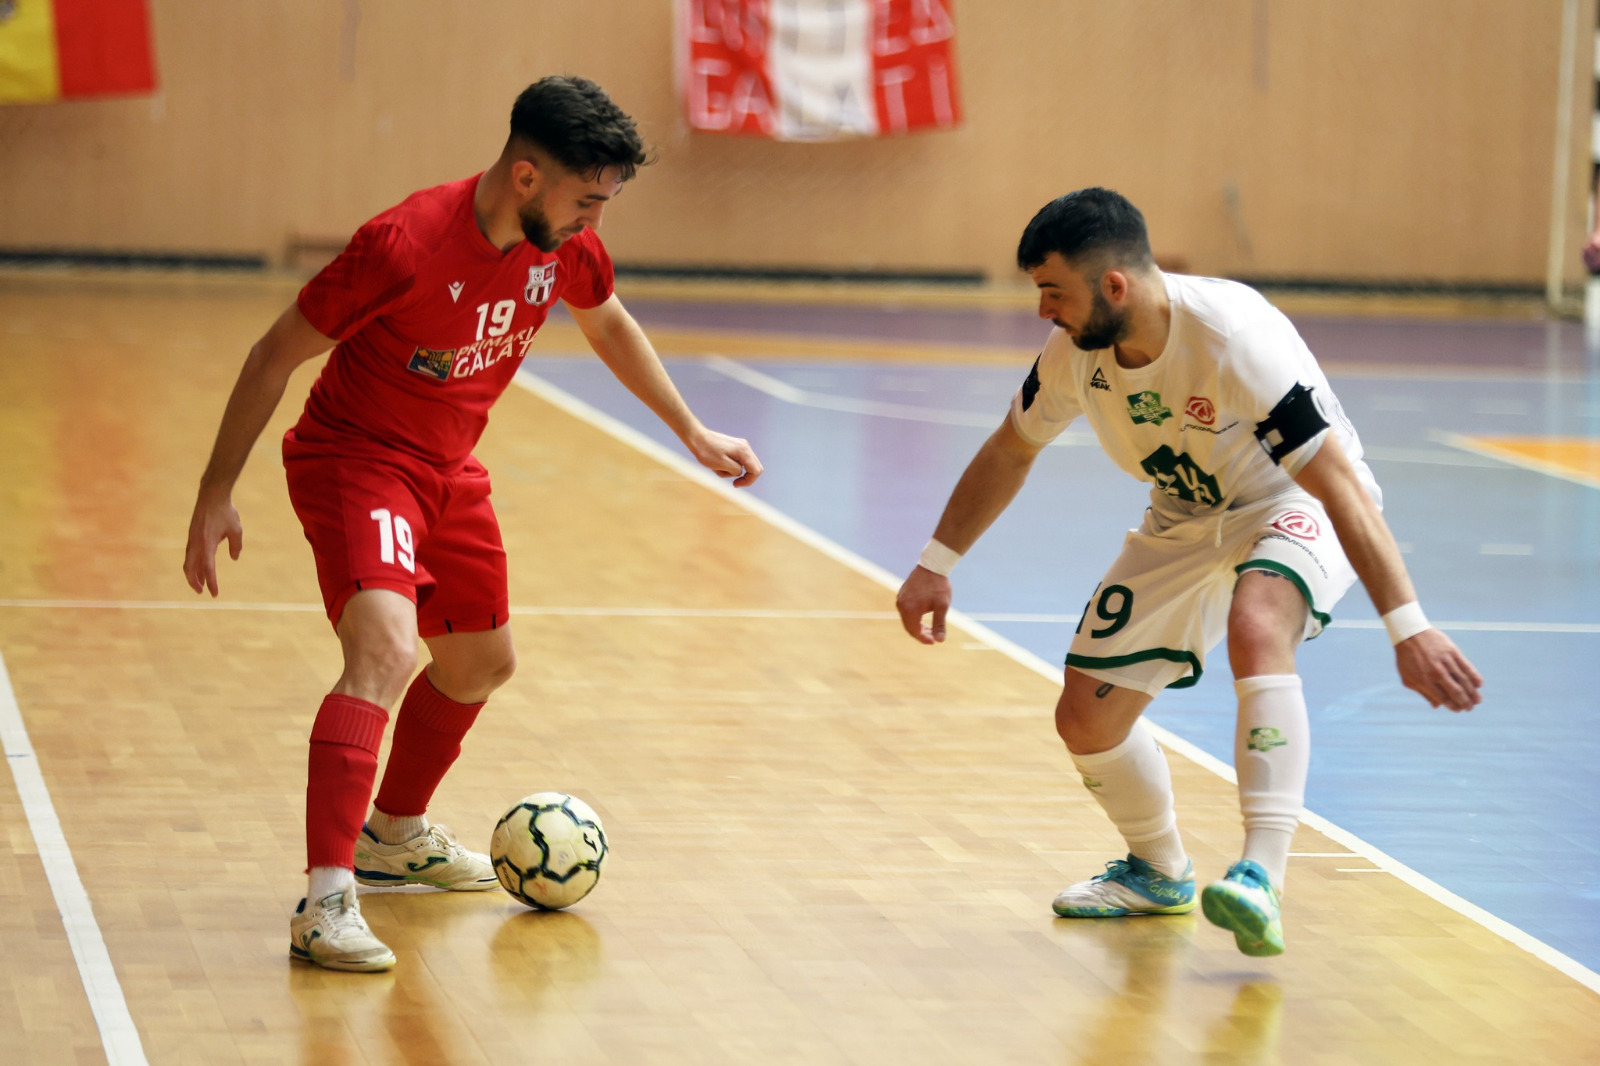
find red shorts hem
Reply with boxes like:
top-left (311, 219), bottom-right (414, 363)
top-left (417, 607), bottom-right (511, 640)
top-left (327, 580), bottom-right (418, 631)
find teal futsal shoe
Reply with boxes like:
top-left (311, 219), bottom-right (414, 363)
top-left (1052, 855), bottom-right (1197, 918)
top-left (1202, 860), bottom-right (1284, 956)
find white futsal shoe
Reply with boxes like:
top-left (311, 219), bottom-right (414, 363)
top-left (353, 823), bottom-right (498, 890)
top-left (289, 888), bottom-right (396, 972)
top-left (1052, 855), bottom-right (1197, 918)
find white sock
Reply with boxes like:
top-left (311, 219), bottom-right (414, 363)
top-left (1070, 717), bottom-right (1188, 877)
top-left (1234, 674), bottom-right (1310, 892)
top-left (367, 809), bottom-right (428, 845)
top-left (308, 865), bottom-right (354, 902)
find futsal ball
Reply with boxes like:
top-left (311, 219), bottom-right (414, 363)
top-left (490, 792), bottom-right (608, 910)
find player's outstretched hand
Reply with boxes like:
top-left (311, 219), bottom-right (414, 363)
top-left (183, 490), bottom-right (243, 597)
top-left (896, 566), bottom-right (951, 645)
top-left (687, 428), bottom-right (763, 488)
top-left (1395, 628), bottom-right (1482, 712)
top-left (1583, 231), bottom-right (1600, 273)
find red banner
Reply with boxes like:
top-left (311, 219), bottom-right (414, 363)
top-left (681, 0), bottom-right (961, 140)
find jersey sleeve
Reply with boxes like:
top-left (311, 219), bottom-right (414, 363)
top-left (297, 221), bottom-right (421, 341)
top-left (1009, 330), bottom-right (1084, 445)
top-left (556, 229), bottom-right (616, 310)
top-left (1221, 315), bottom-right (1332, 475)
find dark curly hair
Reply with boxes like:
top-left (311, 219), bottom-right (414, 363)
top-left (509, 76), bottom-right (651, 181)
top-left (1016, 188), bottom-right (1154, 273)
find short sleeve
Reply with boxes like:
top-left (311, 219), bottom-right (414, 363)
top-left (297, 221), bottom-right (420, 341)
top-left (556, 229), bottom-right (615, 310)
top-left (1221, 316), bottom-right (1331, 475)
top-left (1009, 330), bottom-right (1084, 445)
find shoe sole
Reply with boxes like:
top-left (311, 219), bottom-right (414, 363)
top-left (1053, 899), bottom-right (1195, 918)
top-left (354, 868), bottom-right (499, 891)
top-left (1201, 884), bottom-right (1284, 957)
top-left (290, 943), bottom-right (397, 972)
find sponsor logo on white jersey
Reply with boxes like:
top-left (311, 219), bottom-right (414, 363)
top-left (1271, 510), bottom-right (1321, 540)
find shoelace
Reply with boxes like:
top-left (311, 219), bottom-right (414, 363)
top-left (321, 894), bottom-right (369, 935)
top-left (425, 824), bottom-right (467, 857)
top-left (1093, 859), bottom-right (1136, 883)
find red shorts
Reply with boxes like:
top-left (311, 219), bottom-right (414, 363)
top-left (283, 442), bottom-right (509, 638)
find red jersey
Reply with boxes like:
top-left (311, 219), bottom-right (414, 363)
top-left (292, 174), bottom-right (614, 470)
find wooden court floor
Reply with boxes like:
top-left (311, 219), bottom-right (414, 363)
top-left (1, 274), bottom-right (1597, 1064)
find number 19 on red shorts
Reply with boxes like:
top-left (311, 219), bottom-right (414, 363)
top-left (284, 450), bottom-right (509, 635)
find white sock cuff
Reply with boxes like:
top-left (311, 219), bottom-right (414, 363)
top-left (308, 865), bottom-right (355, 900)
top-left (1069, 717), bottom-right (1157, 770)
top-left (1234, 673), bottom-right (1302, 699)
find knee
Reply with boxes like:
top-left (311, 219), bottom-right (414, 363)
top-left (1054, 691), bottom-right (1116, 754)
top-left (1227, 609), bottom-right (1299, 677)
top-left (342, 633), bottom-right (418, 707)
top-left (481, 645), bottom-right (517, 693)
top-left (432, 644), bottom-right (516, 704)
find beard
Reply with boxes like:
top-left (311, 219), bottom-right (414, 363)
top-left (1061, 287), bottom-right (1128, 351)
top-left (518, 201), bottom-right (562, 253)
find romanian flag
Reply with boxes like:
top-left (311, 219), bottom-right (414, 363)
top-left (0, 0), bottom-right (156, 104)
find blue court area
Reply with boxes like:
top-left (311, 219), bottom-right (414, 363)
top-left (526, 299), bottom-right (1600, 972)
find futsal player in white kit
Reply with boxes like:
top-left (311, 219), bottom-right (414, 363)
top-left (894, 188), bottom-right (1482, 956)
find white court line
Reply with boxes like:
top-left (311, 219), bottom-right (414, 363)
top-left (0, 651), bottom-right (147, 1064)
top-left (699, 356), bottom-right (1515, 467)
top-left (514, 366), bottom-right (1600, 997)
top-left (1, 599), bottom-right (1592, 635)
top-left (701, 354), bottom-right (1097, 444)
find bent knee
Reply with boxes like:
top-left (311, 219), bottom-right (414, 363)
top-left (1054, 694), bottom-right (1124, 754)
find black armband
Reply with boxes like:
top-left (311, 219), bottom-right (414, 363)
top-left (1254, 382), bottom-right (1329, 464)
top-left (1020, 354), bottom-right (1042, 411)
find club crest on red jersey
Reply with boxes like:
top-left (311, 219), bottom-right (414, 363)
top-left (525, 262), bottom-right (557, 306)
top-left (407, 346), bottom-right (457, 381)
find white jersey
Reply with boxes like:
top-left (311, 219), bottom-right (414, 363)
top-left (1010, 273), bottom-right (1379, 520)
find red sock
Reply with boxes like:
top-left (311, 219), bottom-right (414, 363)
top-left (305, 695), bottom-right (389, 869)
top-left (372, 672), bottom-right (484, 818)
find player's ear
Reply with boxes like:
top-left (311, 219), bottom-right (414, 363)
top-left (510, 158), bottom-right (541, 198)
top-left (1102, 269), bottom-right (1130, 304)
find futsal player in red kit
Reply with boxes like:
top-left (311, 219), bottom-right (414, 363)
top-left (182, 77), bottom-right (762, 972)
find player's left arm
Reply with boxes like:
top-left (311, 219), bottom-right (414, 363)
top-left (1291, 440), bottom-right (1483, 711)
top-left (566, 294), bottom-right (762, 487)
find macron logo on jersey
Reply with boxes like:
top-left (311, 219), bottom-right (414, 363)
top-left (447, 281), bottom-right (464, 303)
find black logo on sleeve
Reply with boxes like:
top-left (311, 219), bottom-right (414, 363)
top-left (1254, 382), bottom-right (1330, 464)
top-left (1021, 355), bottom-right (1042, 411)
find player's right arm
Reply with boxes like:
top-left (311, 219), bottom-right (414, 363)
top-left (182, 304), bottom-right (336, 596)
top-left (895, 415), bottom-right (1047, 645)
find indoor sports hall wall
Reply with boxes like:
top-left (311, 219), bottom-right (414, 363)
top-left (0, 0), bottom-right (1591, 287)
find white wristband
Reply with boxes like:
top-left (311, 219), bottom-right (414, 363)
top-left (918, 538), bottom-right (962, 577)
top-left (1382, 602), bottom-right (1431, 645)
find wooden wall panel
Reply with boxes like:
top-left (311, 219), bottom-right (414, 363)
top-left (0, 0), bottom-right (1590, 286)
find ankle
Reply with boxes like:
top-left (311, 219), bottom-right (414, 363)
top-left (367, 810), bottom-right (428, 844)
top-left (308, 865), bottom-right (355, 901)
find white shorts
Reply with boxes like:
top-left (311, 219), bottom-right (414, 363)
top-left (1064, 492), bottom-right (1357, 696)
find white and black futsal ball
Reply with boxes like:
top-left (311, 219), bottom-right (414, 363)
top-left (489, 792), bottom-right (608, 910)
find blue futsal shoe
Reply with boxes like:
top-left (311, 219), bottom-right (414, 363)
top-left (1202, 860), bottom-right (1284, 956)
top-left (1052, 855), bottom-right (1197, 918)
